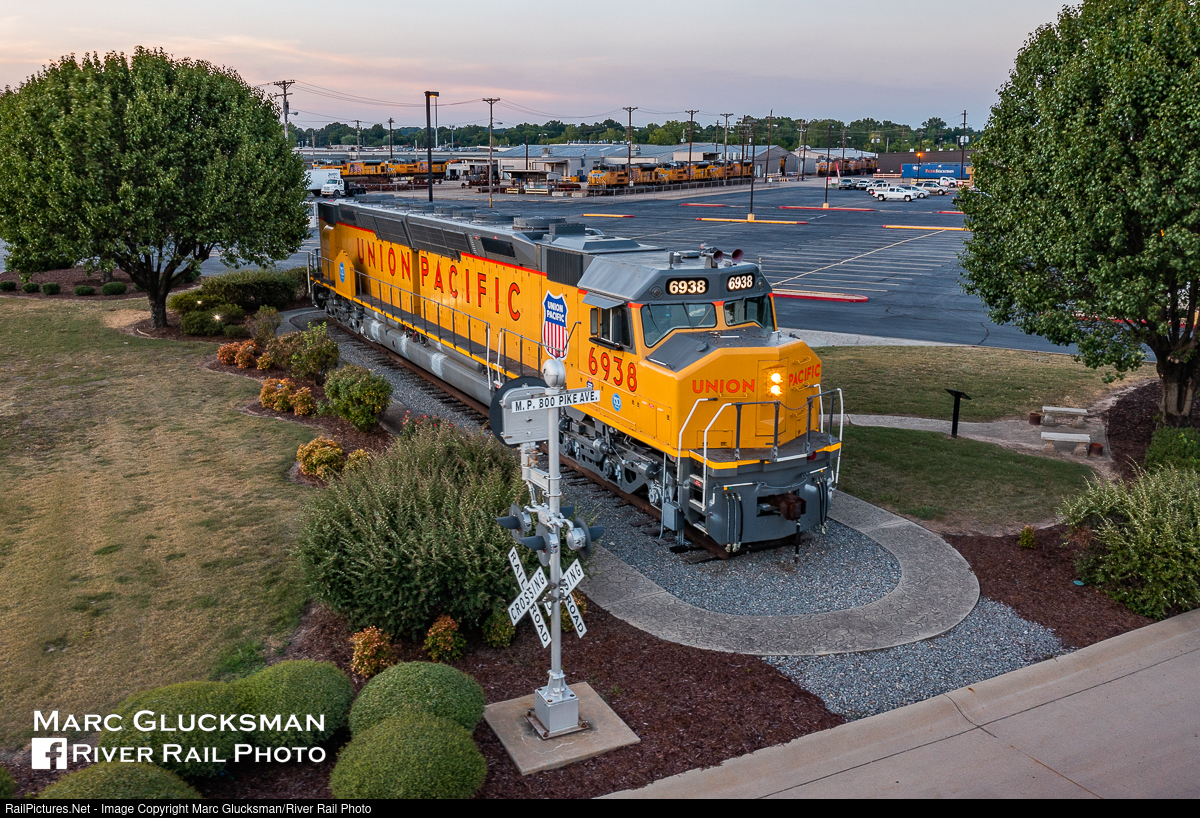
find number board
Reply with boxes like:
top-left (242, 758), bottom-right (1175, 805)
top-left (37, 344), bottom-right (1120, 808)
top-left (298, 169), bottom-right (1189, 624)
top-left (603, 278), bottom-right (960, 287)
top-left (726, 273), bottom-right (756, 292)
top-left (509, 388), bottom-right (601, 413)
top-left (666, 277), bottom-right (709, 296)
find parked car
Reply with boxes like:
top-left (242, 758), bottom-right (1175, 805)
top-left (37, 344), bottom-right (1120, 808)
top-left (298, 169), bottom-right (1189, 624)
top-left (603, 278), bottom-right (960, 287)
top-left (875, 186), bottom-right (920, 202)
top-left (837, 178), bottom-right (858, 190)
top-left (898, 185), bottom-right (928, 199)
top-left (914, 181), bottom-right (949, 195)
top-left (866, 181), bottom-right (891, 195)
top-left (854, 178), bottom-right (872, 189)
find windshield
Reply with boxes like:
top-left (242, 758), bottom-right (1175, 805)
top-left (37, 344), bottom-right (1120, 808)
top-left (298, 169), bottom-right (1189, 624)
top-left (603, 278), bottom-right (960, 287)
top-left (723, 295), bottom-right (775, 330)
top-left (640, 303), bottom-right (717, 347)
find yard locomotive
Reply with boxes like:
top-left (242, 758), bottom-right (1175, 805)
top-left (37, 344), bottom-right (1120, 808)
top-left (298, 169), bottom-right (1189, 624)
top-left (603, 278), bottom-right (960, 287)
top-left (312, 200), bottom-right (842, 550)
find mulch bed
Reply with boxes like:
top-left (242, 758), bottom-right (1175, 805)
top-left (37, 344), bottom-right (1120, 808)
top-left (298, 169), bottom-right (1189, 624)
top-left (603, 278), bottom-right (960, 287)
top-left (1105, 380), bottom-right (1200, 480)
top-left (188, 602), bottom-right (844, 800)
top-left (0, 267), bottom-right (146, 300)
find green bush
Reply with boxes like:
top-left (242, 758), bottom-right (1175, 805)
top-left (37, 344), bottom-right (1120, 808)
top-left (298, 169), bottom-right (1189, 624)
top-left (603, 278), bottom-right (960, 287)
top-left (180, 311), bottom-right (223, 336)
top-left (423, 615), bottom-right (466, 663)
top-left (73, 285), bottom-right (95, 296)
top-left (211, 303), bottom-right (245, 323)
top-left (40, 282), bottom-right (61, 295)
top-left (222, 324), bottom-right (250, 338)
top-left (98, 681), bottom-right (244, 777)
top-left (0, 764), bottom-right (15, 798)
top-left (233, 660), bottom-right (352, 748)
top-left (22, 282), bottom-right (39, 293)
top-left (265, 332), bottom-right (303, 372)
top-left (1061, 466), bottom-right (1200, 619)
top-left (290, 323), bottom-right (340, 382)
top-left (481, 608), bottom-right (515, 648)
top-left (100, 281), bottom-right (128, 296)
top-left (38, 763), bottom-right (201, 799)
top-left (323, 364), bottom-right (393, 431)
top-left (0, 280), bottom-right (16, 292)
top-left (297, 436), bottom-right (343, 479)
top-left (350, 661), bottom-right (484, 735)
top-left (330, 712), bottom-right (487, 799)
top-left (248, 306), bottom-right (283, 346)
top-left (295, 421), bottom-right (533, 637)
top-left (167, 291), bottom-right (208, 314)
top-left (1145, 426), bottom-right (1200, 472)
top-left (1018, 525), bottom-right (1037, 549)
top-left (199, 270), bottom-right (298, 311)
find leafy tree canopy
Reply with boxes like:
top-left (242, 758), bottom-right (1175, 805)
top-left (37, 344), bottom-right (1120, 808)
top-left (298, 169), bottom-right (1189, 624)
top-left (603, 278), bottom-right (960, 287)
top-left (0, 48), bottom-right (309, 327)
top-left (959, 0), bottom-right (1200, 424)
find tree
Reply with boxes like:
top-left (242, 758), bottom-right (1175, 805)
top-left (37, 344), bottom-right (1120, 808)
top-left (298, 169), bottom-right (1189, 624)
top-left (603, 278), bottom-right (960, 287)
top-left (0, 49), bottom-right (309, 327)
top-left (959, 0), bottom-right (1200, 425)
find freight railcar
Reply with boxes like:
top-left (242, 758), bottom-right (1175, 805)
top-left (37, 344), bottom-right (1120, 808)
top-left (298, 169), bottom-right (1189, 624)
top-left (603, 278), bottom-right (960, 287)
top-left (312, 200), bottom-right (842, 550)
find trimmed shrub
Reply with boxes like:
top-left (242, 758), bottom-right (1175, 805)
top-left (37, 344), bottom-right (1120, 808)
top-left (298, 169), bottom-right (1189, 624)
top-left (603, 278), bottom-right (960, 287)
top-left (1061, 466), bottom-right (1200, 619)
top-left (0, 764), bottom-right (15, 798)
top-left (22, 282), bottom-right (39, 293)
top-left (180, 311), bottom-right (222, 336)
top-left (350, 662), bottom-right (484, 735)
top-left (290, 323), bottom-right (340, 382)
top-left (97, 682), bottom-right (243, 777)
top-left (260, 378), bottom-right (296, 412)
top-left (423, 615), bottom-right (466, 663)
top-left (256, 352), bottom-right (277, 371)
top-left (0, 280), bottom-right (17, 292)
top-left (73, 285), bottom-right (95, 296)
top-left (248, 306), bottom-right (282, 346)
top-left (323, 365), bottom-right (393, 431)
top-left (481, 608), bottom-right (515, 648)
top-left (38, 763), bottom-right (201, 800)
top-left (233, 660), bottom-right (352, 748)
top-left (1018, 525), bottom-right (1037, 549)
top-left (217, 341), bottom-right (241, 365)
top-left (350, 626), bottom-right (396, 680)
top-left (296, 422), bottom-right (532, 636)
top-left (344, 448), bottom-right (371, 471)
top-left (330, 711), bottom-right (486, 799)
top-left (234, 341), bottom-right (260, 368)
top-left (211, 303), bottom-right (245, 323)
top-left (199, 269), bottom-right (298, 311)
top-left (167, 291), bottom-right (207, 314)
top-left (265, 332), bottom-right (303, 372)
top-left (298, 436), bottom-right (344, 479)
top-left (100, 281), bottom-right (127, 296)
top-left (40, 282), bottom-right (61, 295)
top-left (223, 323), bottom-right (250, 339)
top-left (1145, 426), bottom-right (1200, 472)
top-left (291, 387), bottom-right (316, 416)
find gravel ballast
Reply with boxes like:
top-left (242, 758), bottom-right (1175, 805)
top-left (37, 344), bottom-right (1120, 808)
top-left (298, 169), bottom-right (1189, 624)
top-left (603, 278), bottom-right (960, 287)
top-left (764, 598), bottom-right (1069, 720)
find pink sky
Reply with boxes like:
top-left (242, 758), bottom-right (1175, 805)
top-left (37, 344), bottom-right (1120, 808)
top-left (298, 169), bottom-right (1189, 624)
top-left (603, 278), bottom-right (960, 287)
top-left (1, 0), bottom-right (1075, 130)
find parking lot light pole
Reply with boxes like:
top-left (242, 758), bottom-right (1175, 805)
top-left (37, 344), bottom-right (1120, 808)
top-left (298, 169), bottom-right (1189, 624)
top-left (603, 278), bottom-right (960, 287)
top-left (424, 91), bottom-right (439, 202)
top-left (823, 124), bottom-right (833, 207)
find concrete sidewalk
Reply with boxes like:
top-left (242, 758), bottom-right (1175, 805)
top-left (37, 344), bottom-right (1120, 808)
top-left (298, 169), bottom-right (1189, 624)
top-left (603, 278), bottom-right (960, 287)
top-left (610, 607), bottom-right (1200, 798)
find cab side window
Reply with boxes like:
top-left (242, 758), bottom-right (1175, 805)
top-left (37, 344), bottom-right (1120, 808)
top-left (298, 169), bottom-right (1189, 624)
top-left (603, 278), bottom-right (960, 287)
top-left (590, 306), bottom-right (634, 350)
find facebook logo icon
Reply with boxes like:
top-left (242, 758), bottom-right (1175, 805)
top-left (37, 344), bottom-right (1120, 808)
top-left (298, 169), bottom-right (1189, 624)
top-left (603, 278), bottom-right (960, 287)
top-left (31, 737), bottom-right (67, 770)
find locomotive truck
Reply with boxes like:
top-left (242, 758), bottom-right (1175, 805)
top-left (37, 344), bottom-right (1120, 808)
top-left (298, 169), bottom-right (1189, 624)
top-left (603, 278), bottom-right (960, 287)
top-left (312, 200), bottom-right (842, 550)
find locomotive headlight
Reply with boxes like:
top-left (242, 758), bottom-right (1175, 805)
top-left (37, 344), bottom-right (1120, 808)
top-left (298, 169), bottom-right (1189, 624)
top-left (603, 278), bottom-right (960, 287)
top-left (770, 384), bottom-right (783, 396)
top-left (770, 373), bottom-right (783, 384)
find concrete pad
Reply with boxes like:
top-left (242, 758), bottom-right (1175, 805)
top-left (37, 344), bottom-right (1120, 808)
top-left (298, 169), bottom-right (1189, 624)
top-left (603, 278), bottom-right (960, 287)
top-left (484, 682), bottom-right (640, 775)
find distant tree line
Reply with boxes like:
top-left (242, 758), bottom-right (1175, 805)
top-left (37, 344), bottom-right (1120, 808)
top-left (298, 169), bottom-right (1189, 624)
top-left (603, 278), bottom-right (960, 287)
top-left (290, 115), bottom-right (978, 153)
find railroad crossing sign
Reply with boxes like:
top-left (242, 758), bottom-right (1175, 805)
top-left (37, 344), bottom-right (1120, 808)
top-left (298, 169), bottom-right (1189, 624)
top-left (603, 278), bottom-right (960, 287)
top-left (507, 548), bottom-right (551, 648)
top-left (544, 559), bottom-right (587, 638)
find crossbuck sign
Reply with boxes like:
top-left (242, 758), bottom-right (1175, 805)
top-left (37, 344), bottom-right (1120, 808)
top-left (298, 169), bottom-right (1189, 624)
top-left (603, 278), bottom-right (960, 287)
top-left (507, 548), bottom-right (551, 648)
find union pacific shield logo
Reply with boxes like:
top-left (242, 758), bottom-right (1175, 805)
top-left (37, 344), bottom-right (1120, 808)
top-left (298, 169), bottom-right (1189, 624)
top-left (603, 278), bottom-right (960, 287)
top-left (542, 292), bottom-right (569, 360)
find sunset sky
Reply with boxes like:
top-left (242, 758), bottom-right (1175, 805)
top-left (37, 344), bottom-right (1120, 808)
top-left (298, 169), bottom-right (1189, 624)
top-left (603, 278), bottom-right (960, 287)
top-left (1, 0), bottom-right (1075, 130)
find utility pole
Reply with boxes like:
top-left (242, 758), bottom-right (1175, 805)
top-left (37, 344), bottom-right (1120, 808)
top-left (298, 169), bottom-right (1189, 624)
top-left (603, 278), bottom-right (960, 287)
top-left (747, 116), bottom-right (758, 219)
top-left (355, 120), bottom-right (361, 155)
top-left (824, 123), bottom-right (833, 207)
top-left (623, 106), bottom-right (637, 187)
top-left (841, 126), bottom-right (847, 176)
top-left (960, 109), bottom-right (968, 181)
top-left (424, 91), bottom-right (439, 202)
top-left (721, 113), bottom-right (732, 186)
top-left (484, 97), bottom-right (500, 208)
top-left (685, 109), bottom-right (700, 180)
top-left (764, 109), bottom-right (773, 182)
top-left (799, 120), bottom-right (807, 181)
top-left (272, 80), bottom-right (295, 146)
top-left (388, 117), bottom-right (394, 160)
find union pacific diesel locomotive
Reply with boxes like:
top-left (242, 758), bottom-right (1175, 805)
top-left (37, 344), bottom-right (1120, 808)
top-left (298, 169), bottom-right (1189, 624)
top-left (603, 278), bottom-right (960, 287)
top-left (312, 200), bottom-right (843, 550)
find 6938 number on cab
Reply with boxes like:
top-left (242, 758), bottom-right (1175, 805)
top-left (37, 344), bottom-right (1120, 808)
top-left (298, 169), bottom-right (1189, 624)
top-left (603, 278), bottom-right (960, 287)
top-left (588, 347), bottom-right (637, 392)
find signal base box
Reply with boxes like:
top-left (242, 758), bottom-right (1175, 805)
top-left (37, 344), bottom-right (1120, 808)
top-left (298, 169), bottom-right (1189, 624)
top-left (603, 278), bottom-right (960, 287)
top-left (532, 684), bottom-right (585, 738)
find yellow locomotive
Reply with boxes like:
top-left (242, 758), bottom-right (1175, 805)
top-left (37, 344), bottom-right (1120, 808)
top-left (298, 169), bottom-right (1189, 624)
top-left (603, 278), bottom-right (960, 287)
top-left (312, 200), bottom-right (842, 549)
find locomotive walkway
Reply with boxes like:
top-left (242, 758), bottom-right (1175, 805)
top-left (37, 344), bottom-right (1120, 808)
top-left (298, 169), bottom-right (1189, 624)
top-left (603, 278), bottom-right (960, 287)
top-left (612, 606), bottom-right (1200, 798)
top-left (581, 492), bottom-right (980, 656)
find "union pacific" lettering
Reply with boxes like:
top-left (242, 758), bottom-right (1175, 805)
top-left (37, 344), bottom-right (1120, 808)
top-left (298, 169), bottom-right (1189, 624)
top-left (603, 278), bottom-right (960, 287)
top-left (692, 379), bottom-right (755, 394)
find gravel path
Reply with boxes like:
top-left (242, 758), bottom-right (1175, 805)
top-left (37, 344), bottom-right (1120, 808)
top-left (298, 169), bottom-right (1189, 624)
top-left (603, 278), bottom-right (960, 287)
top-left (291, 309), bottom-right (1076, 721)
top-left (764, 598), bottom-right (1069, 721)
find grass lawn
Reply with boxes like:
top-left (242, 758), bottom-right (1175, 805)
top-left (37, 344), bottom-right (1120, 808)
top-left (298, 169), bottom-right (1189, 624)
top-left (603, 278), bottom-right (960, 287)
top-left (0, 299), bottom-right (315, 749)
top-left (838, 425), bottom-right (1096, 529)
top-left (816, 345), bottom-right (1143, 422)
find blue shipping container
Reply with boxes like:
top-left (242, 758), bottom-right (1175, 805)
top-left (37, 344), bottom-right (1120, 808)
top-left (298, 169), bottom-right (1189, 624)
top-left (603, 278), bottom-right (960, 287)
top-left (902, 162), bottom-right (967, 179)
